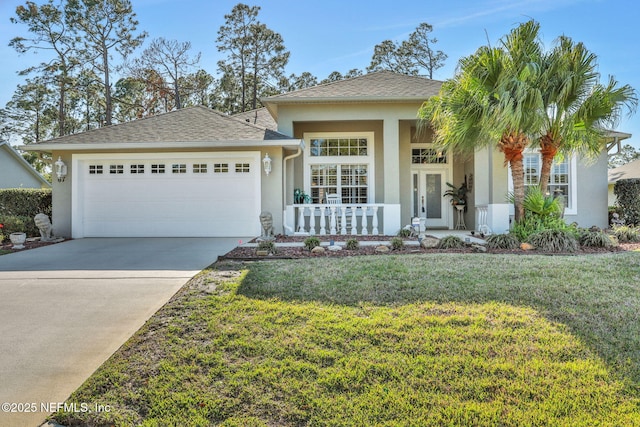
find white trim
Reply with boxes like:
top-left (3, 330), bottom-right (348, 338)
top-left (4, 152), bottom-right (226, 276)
top-left (71, 151), bottom-right (261, 238)
top-left (22, 139), bottom-right (304, 152)
top-left (303, 132), bottom-right (375, 203)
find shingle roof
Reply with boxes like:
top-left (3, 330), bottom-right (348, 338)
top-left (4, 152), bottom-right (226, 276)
top-left (231, 108), bottom-right (277, 131)
top-left (263, 71), bottom-right (443, 103)
top-left (608, 158), bottom-right (640, 183)
top-left (35, 105), bottom-right (292, 145)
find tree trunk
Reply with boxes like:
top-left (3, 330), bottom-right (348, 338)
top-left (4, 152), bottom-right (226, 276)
top-left (103, 45), bottom-right (112, 126)
top-left (538, 131), bottom-right (559, 195)
top-left (499, 131), bottom-right (529, 222)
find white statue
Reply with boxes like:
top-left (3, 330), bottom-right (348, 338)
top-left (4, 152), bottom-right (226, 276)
top-left (258, 211), bottom-right (275, 241)
top-left (34, 213), bottom-right (53, 241)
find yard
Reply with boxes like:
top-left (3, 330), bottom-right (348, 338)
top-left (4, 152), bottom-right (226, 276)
top-left (52, 252), bottom-right (640, 426)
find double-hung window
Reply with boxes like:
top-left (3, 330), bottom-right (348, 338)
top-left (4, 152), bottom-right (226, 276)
top-left (305, 132), bottom-right (374, 204)
top-left (523, 152), bottom-right (575, 212)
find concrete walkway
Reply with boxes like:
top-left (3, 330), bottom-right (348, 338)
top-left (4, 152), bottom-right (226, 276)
top-left (0, 238), bottom-right (243, 427)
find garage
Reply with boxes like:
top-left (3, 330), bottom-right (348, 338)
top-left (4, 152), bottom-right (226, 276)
top-left (72, 152), bottom-right (261, 238)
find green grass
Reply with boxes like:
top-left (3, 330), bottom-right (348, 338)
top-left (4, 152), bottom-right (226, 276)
top-left (52, 253), bottom-right (640, 426)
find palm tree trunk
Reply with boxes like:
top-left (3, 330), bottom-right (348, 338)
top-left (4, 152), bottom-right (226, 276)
top-left (499, 131), bottom-right (529, 222)
top-left (538, 131), bottom-right (559, 195)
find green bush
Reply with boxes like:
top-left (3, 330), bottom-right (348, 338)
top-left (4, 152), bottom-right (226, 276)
top-left (303, 236), bottom-right (321, 251)
top-left (511, 214), bottom-right (575, 242)
top-left (397, 228), bottom-right (412, 238)
top-left (528, 229), bottom-right (578, 252)
top-left (257, 241), bottom-right (277, 255)
top-left (614, 178), bottom-right (640, 226)
top-left (485, 233), bottom-right (520, 250)
top-left (0, 188), bottom-right (52, 217)
top-left (0, 215), bottom-right (40, 238)
top-left (612, 225), bottom-right (640, 243)
top-left (579, 230), bottom-right (615, 248)
top-left (345, 238), bottom-right (359, 250)
top-left (437, 235), bottom-right (464, 249)
top-left (390, 237), bottom-right (405, 250)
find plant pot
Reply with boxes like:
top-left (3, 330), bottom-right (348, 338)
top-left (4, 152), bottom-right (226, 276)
top-left (10, 232), bottom-right (26, 249)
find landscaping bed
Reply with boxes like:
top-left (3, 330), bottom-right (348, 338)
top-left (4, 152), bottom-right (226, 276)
top-left (221, 234), bottom-right (638, 260)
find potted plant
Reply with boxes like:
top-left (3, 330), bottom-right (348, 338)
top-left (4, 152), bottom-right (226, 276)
top-left (294, 188), bottom-right (311, 204)
top-left (443, 182), bottom-right (469, 207)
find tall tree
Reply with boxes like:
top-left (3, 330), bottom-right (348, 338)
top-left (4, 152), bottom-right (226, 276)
top-left (368, 22), bottom-right (447, 78)
top-left (10, 0), bottom-right (81, 137)
top-left (65, 0), bottom-right (146, 126)
top-left (129, 38), bottom-right (201, 110)
top-left (216, 3), bottom-right (289, 112)
top-left (419, 20), bottom-right (545, 221)
top-left (537, 36), bottom-right (637, 194)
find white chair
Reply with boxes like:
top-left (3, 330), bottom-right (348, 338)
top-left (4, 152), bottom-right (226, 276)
top-left (325, 194), bottom-right (342, 234)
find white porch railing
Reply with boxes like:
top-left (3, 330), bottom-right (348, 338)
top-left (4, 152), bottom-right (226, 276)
top-left (287, 204), bottom-right (386, 236)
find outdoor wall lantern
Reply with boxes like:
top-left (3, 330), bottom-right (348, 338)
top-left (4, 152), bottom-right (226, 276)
top-left (54, 156), bottom-right (67, 182)
top-left (262, 153), bottom-right (272, 176)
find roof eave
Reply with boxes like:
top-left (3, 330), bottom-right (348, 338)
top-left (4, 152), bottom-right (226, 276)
top-left (21, 139), bottom-right (305, 152)
top-left (1, 142), bottom-right (51, 187)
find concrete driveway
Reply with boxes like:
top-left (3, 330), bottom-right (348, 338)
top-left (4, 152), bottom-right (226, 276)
top-left (0, 237), bottom-right (242, 427)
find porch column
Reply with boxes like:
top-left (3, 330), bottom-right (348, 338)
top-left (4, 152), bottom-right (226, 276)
top-left (383, 118), bottom-right (401, 234)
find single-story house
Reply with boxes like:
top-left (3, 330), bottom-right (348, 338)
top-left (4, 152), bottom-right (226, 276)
top-left (608, 157), bottom-right (640, 206)
top-left (0, 141), bottom-right (50, 189)
top-left (24, 71), bottom-right (623, 238)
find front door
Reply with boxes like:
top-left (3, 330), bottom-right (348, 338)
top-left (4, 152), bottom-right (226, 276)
top-left (412, 170), bottom-right (450, 228)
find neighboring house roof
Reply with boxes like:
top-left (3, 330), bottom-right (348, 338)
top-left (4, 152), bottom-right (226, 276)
top-left (232, 108), bottom-right (277, 131)
top-left (0, 141), bottom-right (50, 188)
top-left (262, 71), bottom-right (443, 119)
top-left (25, 106), bottom-right (301, 152)
top-left (608, 158), bottom-right (640, 183)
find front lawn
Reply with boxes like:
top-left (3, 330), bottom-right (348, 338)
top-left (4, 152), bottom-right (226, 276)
top-left (53, 253), bottom-right (640, 426)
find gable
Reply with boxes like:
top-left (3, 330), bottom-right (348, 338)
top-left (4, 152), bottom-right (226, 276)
top-left (0, 142), bottom-right (50, 188)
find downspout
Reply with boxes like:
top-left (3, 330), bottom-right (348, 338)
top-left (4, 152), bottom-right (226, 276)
top-left (282, 145), bottom-right (303, 235)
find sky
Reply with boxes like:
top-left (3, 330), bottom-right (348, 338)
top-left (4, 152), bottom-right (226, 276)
top-left (1, 0), bottom-right (639, 149)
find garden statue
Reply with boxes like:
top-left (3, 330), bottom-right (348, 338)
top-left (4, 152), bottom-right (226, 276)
top-left (34, 213), bottom-right (53, 241)
top-left (259, 211), bottom-right (275, 241)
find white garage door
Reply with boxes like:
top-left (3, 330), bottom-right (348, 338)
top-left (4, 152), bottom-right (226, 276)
top-left (72, 153), bottom-right (261, 237)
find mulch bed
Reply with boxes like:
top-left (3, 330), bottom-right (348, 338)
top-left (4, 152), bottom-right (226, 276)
top-left (221, 234), bottom-right (640, 260)
top-left (0, 238), bottom-right (65, 253)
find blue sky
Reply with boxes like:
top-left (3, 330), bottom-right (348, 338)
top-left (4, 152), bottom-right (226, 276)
top-left (1, 0), bottom-right (639, 149)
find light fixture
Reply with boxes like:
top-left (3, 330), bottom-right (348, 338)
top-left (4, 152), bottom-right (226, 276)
top-left (54, 156), bottom-right (67, 182)
top-left (262, 153), bottom-right (272, 176)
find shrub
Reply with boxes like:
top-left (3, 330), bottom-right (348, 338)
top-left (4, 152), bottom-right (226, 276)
top-left (397, 228), bottom-right (412, 238)
top-left (345, 238), bottom-right (359, 250)
top-left (612, 225), bottom-right (640, 243)
top-left (0, 215), bottom-right (40, 237)
top-left (390, 237), bottom-right (405, 250)
top-left (485, 233), bottom-right (520, 250)
top-left (0, 188), bottom-right (52, 217)
top-left (437, 235), bottom-right (464, 249)
top-left (257, 241), bottom-right (277, 255)
top-left (614, 178), bottom-right (640, 226)
top-left (579, 230), bottom-right (615, 248)
top-left (511, 214), bottom-right (575, 242)
top-left (303, 236), bottom-right (321, 251)
top-left (528, 229), bottom-right (578, 252)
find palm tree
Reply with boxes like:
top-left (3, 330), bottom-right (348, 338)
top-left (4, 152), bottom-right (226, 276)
top-left (419, 20), bottom-right (544, 221)
top-left (537, 37), bottom-right (637, 195)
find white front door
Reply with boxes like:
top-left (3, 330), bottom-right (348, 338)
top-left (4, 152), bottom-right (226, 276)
top-left (412, 169), bottom-right (451, 228)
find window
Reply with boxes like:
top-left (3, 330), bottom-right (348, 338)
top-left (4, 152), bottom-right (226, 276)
top-left (310, 137), bottom-right (368, 157)
top-left (523, 153), bottom-right (571, 208)
top-left (411, 148), bottom-right (447, 164)
top-left (89, 165), bottom-right (103, 175)
top-left (109, 164), bottom-right (124, 174)
top-left (193, 163), bottom-right (207, 173)
top-left (172, 164), bottom-right (187, 174)
top-left (214, 163), bottom-right (229, 173)
top-left (305, 132), bottom-right (374, 204)
top-left (151, 164), bottom-right (165, 174)
top-left (130, 164), bottom-right (145, 174)
top-left (235, 163), bottom-right (250, 173)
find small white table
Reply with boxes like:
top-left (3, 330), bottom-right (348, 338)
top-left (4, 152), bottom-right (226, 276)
top-left (454, 205), bottom-right (466, 230)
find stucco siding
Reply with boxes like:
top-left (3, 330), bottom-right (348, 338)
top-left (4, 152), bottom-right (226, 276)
top-left (568, 152), bottom-right (608, 228)
top-left (0, 148), bottom-right (46, 189)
